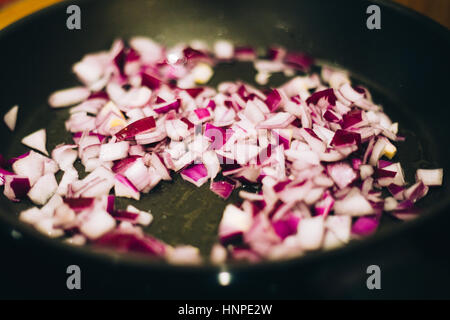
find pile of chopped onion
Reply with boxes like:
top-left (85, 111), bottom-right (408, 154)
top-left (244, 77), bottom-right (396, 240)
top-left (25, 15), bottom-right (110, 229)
top-left (1, 37), bottom-right (443, 264)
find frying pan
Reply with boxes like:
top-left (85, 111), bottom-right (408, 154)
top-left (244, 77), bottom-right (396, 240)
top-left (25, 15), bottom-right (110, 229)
top-left (0, 0), bottom-right (449, 299)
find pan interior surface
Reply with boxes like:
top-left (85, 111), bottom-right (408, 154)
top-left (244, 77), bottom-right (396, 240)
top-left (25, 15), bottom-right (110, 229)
top-left (0, 0), bottom-right (448, 267)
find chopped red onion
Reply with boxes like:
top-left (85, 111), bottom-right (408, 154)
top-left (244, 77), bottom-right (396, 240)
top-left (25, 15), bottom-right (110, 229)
top-left (351, 215), bottom-right (380, 237)
top-left (219, 204), bottom-right (252, 246)
top-left (114, 174), bottom-right (140, 200)
top-left (210, 180), bottom-right (235, 199)
top-left (4, 176), bottom-right (31, 201)
top-left (180, 163), bottom-right (209, 187)
top-left (0, 38), bottom-right (442, 264)
top-left (63, 197), bottom-right (95, 212)
top-left (115, 116), bottom-right (156, 141)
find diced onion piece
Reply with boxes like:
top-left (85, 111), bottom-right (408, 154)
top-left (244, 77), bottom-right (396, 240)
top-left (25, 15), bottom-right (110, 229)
top-left (210, 243), bottom-right (228, 265)
top-left (416, 169), bottom-right (443, 186)
top-left (27, 173), bottom-right (58, 205)
top-left (80, 209), bottom-right (116, 240)
top-left (323, 215), bottom-right (351, 249)
top-left (99, 141), bottom-right (129, 161)
top-left (214, 40), bottom-right (234, 59)
top-left (49, 87), bottom-right (90, 108)
top-left (296, 216), bottom-right (324, 251)
top-left (52, 144), bottom-right (78, 171)
top-left (4, 105), bottom-right (18, 131)
top-left (218, 204), bottom-right (252, 245)
top-left (21, 129), bottom-right (48, 156)
top-left (180, 164), bottom-right (209, 187)
top-left (126, 205), bottom-right (153, 226)
top-left (114, 174), bottom-right (140, 200)
top-left (12, 151), bottom-right (44, 186)
top-left (257, 112), bottom-right (295, 129)
top-left (334, 188), bottom-right (374, 216)
top-left (19, 207), bottom-right (44, 225)
top-left (3, 176), bottom-right (30, 201)
top-left (167, 245), bottom-right (202, 265)
top-left (210, 181), bottom-right (234, 199)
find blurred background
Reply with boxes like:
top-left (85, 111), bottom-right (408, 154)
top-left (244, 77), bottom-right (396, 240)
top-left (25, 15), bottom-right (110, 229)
top-left (0, 0), bottom-right (449, 30)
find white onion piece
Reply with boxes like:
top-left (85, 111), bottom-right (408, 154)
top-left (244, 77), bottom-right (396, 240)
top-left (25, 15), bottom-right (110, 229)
top-left (21, 128), bottom-right (48, 156)
top-left (79, 209), bottom-right (116, 240)
top-left (53, 203), bottom-right (77, 229)
top-left (124, 158), bottom-right (152, 191)
top-left (19, 207), bottom-right (45, 225)
top-left (35, 218), bottom-right (64, 238)
top-left (167, 246), bottom-right (202, 265)
top-left (72, 53), bottom-right (108, 85)
top-left (72, 166), bottom-right (115, 197)
top-left (202, 150), bottom-right (220, 181)
top-left (339, 83), bottom-right (364, 102)
top-left (142, 167), bottom-right (163, 193)
top-left (384, 197), bottom-right (398, 211)
top-left (48, 87), bottom-right (90, 108)
top-left (99, 141), bottom-right (129, 161)
top-left (114, 175), bottom-right (140, 200)
top-left (165, 119), bottom-right (189, 141)
top-left (296, 216), bottom-right (325, 251)
top-left (129, 36), bottom-right (164, 64)
top-left (218, 204), bottom-right (253, 240)
top-left (70, 98), bottom-right (107, 115)
top-left (149, 153), bottom-right (171, 180)
top-left (214, 40), bottom-right (234, 59)
top-left (359, 164), bottom-right (374, 180)
top-left (65, 234), bottom-right (87, 246)
top-left (56, 167), bottom-right (78, 195)
top-left (41, 194), bottom-right (63, 216)
top-left (12, 151), bottom-right (45, 186)
top-left (416, 169), bottom-right (443, 186)
top-left (243, 100), bottom-right (265, 124)
top-left (27, 173), bottom-right (58, 205)
top-left (257, 112), bottom-right (295, 129)
top-left (126, 205), bottom-right (153, 226)
top-left (369, 138), bottom-right (387, 166)
top-left (52, 144), bottom-right (78, 171)
top-left (334, 188), bottom-right (374, 216)
top-left (120, 87), bottom-right (152, 108)
top-left (210, 243), bottom-right (228, 265)
top-left (323, 215), bottom-right (351, 249)
top-left (3, 105), bottom-right (18, 131)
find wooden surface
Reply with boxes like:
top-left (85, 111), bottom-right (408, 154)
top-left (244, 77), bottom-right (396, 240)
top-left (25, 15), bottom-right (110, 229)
top-left (394, 0), bottom-right (450, 28)
top-left (0, 0), bottom-right (62, 29)
top-left (0, 0), bottom-right (449, 30)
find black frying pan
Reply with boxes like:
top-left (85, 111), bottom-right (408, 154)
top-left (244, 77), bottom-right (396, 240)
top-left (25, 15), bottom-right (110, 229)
top-left (0, 0), bottom-right (449, 299)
